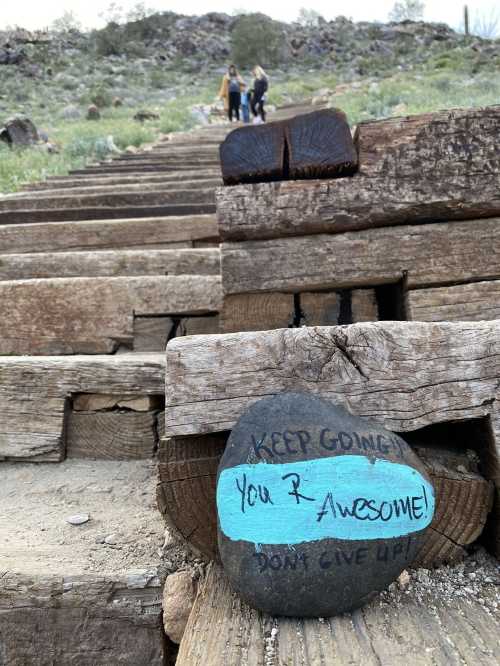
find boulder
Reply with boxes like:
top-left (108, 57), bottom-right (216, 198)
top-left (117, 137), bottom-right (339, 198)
top-left (0, 116), bottom-right (38, 146)
top-left (217, 392), bottom-right (435, 617)
top-left (162, 571), bottom-right (197, 643)
top-left (133, 110), bottom-right (160, 122)
top-left (86, 105), bottom-right (100, 121)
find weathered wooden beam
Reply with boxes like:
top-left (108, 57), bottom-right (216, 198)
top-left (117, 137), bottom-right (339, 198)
top-left (11, 178), bottom-right (222, 199)
top-left (220, 218), bottom-right (500, 294)
top-left (177, 562), bottom-right (500, 665)
top-left (300, 291), bottom-right (341, 326)
top-left (351, 289), bottom-right (378, 322)
top-left (0, 203), bottom-right (216, 224)
top-left (216, 106), bottom-right (500, 242)
top-left (165, 321), bottom-right (500, 441)
top-left (0, 248), bottom-right (220, 280)
top-left (0, 275), bottom-right (221, 355)
top-left (0, 188), bottom-right (215, 212)
top-left (66, 410), bottom-right (161, 459)
top-left (220, 293), bottom-right (295, 333)
top-left (157, 434), bottom-right (227, 557)
top-left (0, 215), bottom-right (219, 253)
top-left (407, 280), bottom-right (500, 322)
top-left (355, 106), bottom-right (500, 178)
top-left (0, 353), bottom-right (164, 461)
top-left (24, 171), bottom-right (222, 190)
top-left (220, 109), bottom-right (357, 185)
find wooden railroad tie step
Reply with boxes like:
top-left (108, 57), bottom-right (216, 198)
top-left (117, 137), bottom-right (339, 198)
top-left (219, 217), bottom-right (500, 298)
top-left (0, 275), bottom-right (221, 355)
top-left (24, 169), bottom-right (222, 190)
top-left (0, 248), bottom-right (220, 280)
top-left (0, 215), bottom-right (219, 253)
top-left (177, 562), bottom-right (500, 665)
top-left (0, 459), bottom-right (169, 665)
top-left (217, 105), bottom-right (500, 241)
top-left (220, 109), bottom-right (357, 185)
top-left (0, 202), bottom-right (216, 224)
top-left (0, 353), bottom-right (164, 461)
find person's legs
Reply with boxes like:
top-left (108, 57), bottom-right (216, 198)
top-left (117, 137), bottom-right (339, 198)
top-left (259, 101), bottom-right (266, 122)
top-left (229, 92), bottom-right (240, 121)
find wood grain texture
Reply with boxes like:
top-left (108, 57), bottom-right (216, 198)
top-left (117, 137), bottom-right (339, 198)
top-left (351, 289), bottom-right (378, 322)
top-left (220, 217), bottom-right (500, 294)
top-left (0, 202), bottom-right (216, 224)
top-left (177, 563), bottom-right (500, 666)
top-left (0, 572), bottom-right (166, 666)
top-left (355, 105), bottom-right (500, 178)
top-left (157, 434), bottom-right (227, 558)
top-left (165, 320), bottom-right (500, 447)
top-left (216, 174), bottom-right (500, 242)
top-left (0, 248), bottom-right (220, 280)
top-left (25, 171), bottom-right (222, 191)
top-left (0, 215), bottom-right (219, 253)
top-left (300, 291), bottom-right (341, 326)
top-left (220, 109), bottom-right (357, 184)
top-left (0, 353), bottom-right (163, 460)
top-left (220, 122), bottom-right (285, 185)
top-left (66, 410), bottom-right (160, 459)
top-left (286, 109), bottom-right (357, 179)
top-left (407, 280), bottom-right (500, 322)
top-left (0, 275), bottom-right (222, 355)
top-left (10, 177), bottom-right (222, 199)
top-left (177, 315), bottom-right (221, 336)
top-left (220, 293), bottom-right (295, 333)
top-left (217, 106), bottom-right (500, 241)
top-left (134, 317), bottom-right (175, 351)
top-left (0, 187), bottom-right (215, 212)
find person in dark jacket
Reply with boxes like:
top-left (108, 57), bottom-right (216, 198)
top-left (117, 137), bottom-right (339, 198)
top-left (219, 64), bottom-right (244, 122)
top-left (250, 66), bottom-right (268, 123)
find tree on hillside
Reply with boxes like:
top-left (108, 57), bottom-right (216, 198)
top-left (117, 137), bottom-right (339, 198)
top-left (472, 8), bottom-right (499, 38)
top-left (389, 0), bottom-right (425, 22)
top-left (51, 11), bottom-right (82, 33)
top-left (231, 14), bottom-right (287, 68)
top-left (297, 8), bottom-right (324, 28)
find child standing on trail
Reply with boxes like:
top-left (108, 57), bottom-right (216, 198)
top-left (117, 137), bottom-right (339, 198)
top-left (250, 65), bottom-right (268, 123)
top-left (218, 64), bottom-right (244, 122)
top-left (240, 84), bottom-right (250, 124)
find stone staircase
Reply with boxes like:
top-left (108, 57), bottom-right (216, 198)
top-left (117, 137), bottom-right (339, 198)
top-left (0, 121), bottom-right (232, 665)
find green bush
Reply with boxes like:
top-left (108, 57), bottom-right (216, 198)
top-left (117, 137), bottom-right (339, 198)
top-left (90, 85), bottom-right (113, 108)
top-left (231, 14), bottom-right (287, 68)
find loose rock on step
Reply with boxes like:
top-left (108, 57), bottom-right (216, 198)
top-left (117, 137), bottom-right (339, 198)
top-left (66, 513), bottom-right (90, 526)
top-left (217, 392), bottom-right (435, 617)
top-left (162, 571), bottom-right (197, 643)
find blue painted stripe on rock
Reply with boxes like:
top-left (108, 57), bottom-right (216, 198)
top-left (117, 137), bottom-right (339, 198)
top-left (217, 455), bottom-right (435, 544)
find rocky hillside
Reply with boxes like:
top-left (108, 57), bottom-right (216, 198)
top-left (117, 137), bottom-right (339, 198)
top-left (1, 12), bottom-right (499, 78)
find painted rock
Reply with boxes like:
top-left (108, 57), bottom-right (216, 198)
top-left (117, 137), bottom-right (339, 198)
top-left (216, 392), bottom-right (435, 617)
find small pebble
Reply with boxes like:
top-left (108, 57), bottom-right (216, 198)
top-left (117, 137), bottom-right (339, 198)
top-left (104, 534), bottom-right (118, 545)
top-left (66, 513), bottom-right (90, 526)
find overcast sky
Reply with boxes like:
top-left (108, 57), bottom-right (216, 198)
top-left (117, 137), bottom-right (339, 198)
top-left (1, 1), bottom-right (498, 32)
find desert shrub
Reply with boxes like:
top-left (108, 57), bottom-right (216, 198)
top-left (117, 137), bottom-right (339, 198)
top-left (389, 0), bottom-right (425, 22)
top-left (93, 22), bottom-right (123, 57)
top-left (231, 14), bottom-right (287, 68)
top-left (89, 85), bottom-right (113, 108)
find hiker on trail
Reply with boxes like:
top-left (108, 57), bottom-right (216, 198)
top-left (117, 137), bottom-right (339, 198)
top-left (219, 64), bottom-right (244, 122)
top-left (250, 66), bottom-right (268, 123)
top-left (240, 83), bottom-right (251, 124)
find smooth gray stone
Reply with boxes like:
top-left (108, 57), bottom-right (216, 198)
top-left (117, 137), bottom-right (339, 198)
top-left (216, 392), bottom-right (435, 617)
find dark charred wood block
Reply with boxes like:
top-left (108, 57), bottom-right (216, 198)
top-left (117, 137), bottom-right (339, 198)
top-left (219, 109), bottom-right (358, 185)
top-left (219, 123), bottom-right (286, 185)
top-left (286, 109), bottom-right (358, 180)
